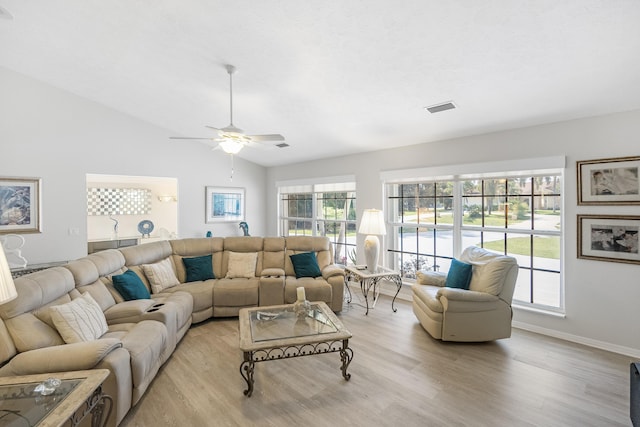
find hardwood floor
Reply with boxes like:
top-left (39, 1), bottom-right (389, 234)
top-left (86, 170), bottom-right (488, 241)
top-left (120, 296), bottom-right (633, 426)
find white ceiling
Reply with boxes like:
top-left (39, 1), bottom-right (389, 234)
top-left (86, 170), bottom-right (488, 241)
top-left (2, 1), bottom-right (640, 167)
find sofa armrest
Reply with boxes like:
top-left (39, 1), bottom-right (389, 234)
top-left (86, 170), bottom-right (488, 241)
top-left (322, 264), bottom-right (345, 280)
top-left (0, 338), bottom-right (123, 376)
top-left (436, 287), bottom-right (499, 302)
top-left (416, 271), bottom-right (447, 286)
top-left (261, 268), bottom-right (285, 277)
top-left (437, 288), bottom-right (500, 302)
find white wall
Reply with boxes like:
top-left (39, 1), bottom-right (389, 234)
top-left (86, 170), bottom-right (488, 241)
top-left (0, 66), bottom-right (267, 264)
top-left (266, 109), bottom-right (640, 357)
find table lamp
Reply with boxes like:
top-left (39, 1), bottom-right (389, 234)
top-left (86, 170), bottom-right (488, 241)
top-left (358, 209), bottom-right (386, 273)
top-left (0, 244), bottom-right (17, 305)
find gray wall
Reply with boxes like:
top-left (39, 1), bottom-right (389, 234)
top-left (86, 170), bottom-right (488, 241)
top-left (266, 109), bottom-right (640, 357)
top-left (0, 66), bottom-right (268, 264)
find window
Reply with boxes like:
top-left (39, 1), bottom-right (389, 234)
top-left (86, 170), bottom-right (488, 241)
top-left (279, 181), bottom-right (356, 264)
top-left (386, 172), bottom-right (563, 310)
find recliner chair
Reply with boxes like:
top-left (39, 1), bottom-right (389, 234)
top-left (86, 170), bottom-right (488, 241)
top-left (412, 246), bottom-right (519, 342)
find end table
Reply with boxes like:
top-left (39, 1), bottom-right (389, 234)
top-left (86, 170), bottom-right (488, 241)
top-left (344, 265), bottom-right (402, 315)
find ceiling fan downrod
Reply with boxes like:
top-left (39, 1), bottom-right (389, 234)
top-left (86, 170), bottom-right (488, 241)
top-left (225, 64), bottom-right (236, 127)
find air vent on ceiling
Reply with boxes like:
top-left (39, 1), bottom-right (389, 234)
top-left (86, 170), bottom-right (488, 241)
top-left (276, 143), bottom-right (290, 148)
top-left (0, 5), bottom-right (14, 20)
top-left (425, 101), bottom-right (456, 114)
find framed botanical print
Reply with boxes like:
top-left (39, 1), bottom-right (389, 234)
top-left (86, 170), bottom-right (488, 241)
top-left (205, 186), bottom-right (245, 223)
top-left (577, 156), bottom-right (640, 205)
top-left (0, 177), bottom-right (42, 234)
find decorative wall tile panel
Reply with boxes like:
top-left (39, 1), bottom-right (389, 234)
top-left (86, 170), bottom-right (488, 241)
top-left (87, 188), bottom-right (151, 215)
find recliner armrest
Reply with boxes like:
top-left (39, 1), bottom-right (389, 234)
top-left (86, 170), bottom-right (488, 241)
top-left (416, 271), bottom-right (447, 287)
top-left (0, 338), bottom-right (123, 376)
top-left (436, 287), bottom-right (499, 302)
top-left (322, 264), bottom-right (345, 280)
top-left (261, 268), bottom-right (285, 277)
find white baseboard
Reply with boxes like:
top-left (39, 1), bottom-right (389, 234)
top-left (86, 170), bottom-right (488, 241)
top-left (512, 320), bottom-right (640, 359)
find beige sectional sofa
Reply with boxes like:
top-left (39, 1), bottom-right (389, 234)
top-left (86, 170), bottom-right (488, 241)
top-left (0, 236), bottom-right (344, 426)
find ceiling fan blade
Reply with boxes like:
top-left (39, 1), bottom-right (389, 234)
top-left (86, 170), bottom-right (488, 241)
top-left (205, 126), bottom-right (222, 131)
top-left (170, 137), bottom-right (216, 140)
top-left (248, 134), bottom-right (285, 142)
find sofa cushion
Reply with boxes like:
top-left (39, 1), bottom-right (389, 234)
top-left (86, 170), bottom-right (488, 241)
top-left (182, 254), bottom-right (215, 282)
top-left (289, 252), bottom-right (322, 278)
top-left (112, 270), bottom-right (151, 301)
top-left (142, 258), bottom-right (180, 293)
top-left (445, 258), bottom-right (473, 289)
top-left (225, 252), bottom-right (257, 279)
top-left (50, 293), bottom-right (108, 343)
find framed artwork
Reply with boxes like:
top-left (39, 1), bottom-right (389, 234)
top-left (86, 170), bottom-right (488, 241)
top-left (0, 177), bottom-right (42, 234)
top-left (205, 186), bottom-right (245, 223)
top-left (577, 155), bottom-right (640, 205)
top-left (577, 214), bottom-right (640, 265)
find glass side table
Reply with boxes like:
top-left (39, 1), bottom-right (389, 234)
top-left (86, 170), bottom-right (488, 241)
top-left (344, 265), bottom-right (402, 315)
top-left (0, 369), bottom-right (112, 427)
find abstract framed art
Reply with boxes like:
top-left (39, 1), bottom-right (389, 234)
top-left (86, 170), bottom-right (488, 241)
top-left (0, 177), bottom-right (42, 234)
top-left (577, 214), bottom-right (640, 265)
top-left (205, 186), bottom-right (245, 223)
top-left (577, 155), bottom-right (640, 205)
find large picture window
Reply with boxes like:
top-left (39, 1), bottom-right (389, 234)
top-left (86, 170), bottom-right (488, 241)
top-left (386, 172), bottom-right (563, 310)
top-left (279, 182), bottom-right (356, 264)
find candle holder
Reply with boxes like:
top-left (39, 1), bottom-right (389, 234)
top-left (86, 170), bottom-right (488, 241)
top-left (293, 299), bottom-right (310, 318)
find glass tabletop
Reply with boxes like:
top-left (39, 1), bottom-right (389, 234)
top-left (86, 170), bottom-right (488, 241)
top-left (250, 303), bottom-right (339, 342)
top-left (0, 379), bottom-right (81, 427)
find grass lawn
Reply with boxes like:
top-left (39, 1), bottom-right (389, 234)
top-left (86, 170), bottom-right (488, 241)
top-left (483, 236), bottom-right (560, 259)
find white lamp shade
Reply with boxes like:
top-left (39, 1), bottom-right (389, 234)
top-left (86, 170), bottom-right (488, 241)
top-left (0, 245), bottom-right (17, 305)
top-left (358, 209), bottom-right (386, 236)
top-left (219, 139), bottom-right (244, 154)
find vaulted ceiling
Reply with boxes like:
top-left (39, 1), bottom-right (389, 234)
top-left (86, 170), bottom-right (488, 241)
top-left (1, 1), bottom-right (639, 166)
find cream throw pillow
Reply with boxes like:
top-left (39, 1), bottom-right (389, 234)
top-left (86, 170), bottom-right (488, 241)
top-left (142, 257), bottom-right (180, 293)
top-left (50, 292), bottom-right (108, 344)
top-left (225, 252), bottom-right (257, 278)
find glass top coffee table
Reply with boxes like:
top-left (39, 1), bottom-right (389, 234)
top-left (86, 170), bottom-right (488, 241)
top-left (238, 301), bottom-right (353, 397)
top-left (0, 369), bottom-right (112, 427)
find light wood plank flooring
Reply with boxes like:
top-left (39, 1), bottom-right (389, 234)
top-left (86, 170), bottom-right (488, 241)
top-left (120, 296), bottom-right (633, 427)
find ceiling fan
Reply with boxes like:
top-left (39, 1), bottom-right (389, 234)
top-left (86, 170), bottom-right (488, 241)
top-left (170, 64), bottom-right (287, 155)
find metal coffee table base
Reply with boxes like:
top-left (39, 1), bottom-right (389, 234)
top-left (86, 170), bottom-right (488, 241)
top-left (240, 339), bottom-right (353, 397)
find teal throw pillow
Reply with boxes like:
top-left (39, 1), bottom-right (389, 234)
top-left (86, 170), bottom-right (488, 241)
top-left (112, 270), bottom-right (151, 300)
top-left (445, 258), bottom-right (473, 289)
top-left (183, 254), bottom-right (215, 282)
top-left (290, 252), bottom-right (322, 278)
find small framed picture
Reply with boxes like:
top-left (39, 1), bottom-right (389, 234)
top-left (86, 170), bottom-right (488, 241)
top-left (577, 156), bottom-right (640, 205)
top-left (577, 215), bottom-right (640, 265)
top-left (205, 186), bottom-right (245, 223)
top-left (0, 177), bottom-right (42, 234)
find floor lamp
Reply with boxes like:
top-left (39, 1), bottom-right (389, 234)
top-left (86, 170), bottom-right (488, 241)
top-left (0, 244), bottom-right (18, 306)
top-left (358, 209), bottom-right (386, 274)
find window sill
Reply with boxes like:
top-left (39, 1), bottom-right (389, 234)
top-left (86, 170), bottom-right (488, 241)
top-left (512, 303), bottom-right (566, 318)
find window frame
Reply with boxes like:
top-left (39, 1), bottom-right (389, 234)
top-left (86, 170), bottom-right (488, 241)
top-left (277, 181), bottom-right (357, 265)
top-left (383, 163), bottom-right (564, 313)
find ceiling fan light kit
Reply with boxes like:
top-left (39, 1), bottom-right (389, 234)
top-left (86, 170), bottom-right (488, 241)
top-left (170, 64), bottom-right (286, 156)
top-left (219, 139), bottom-right (244, 154)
